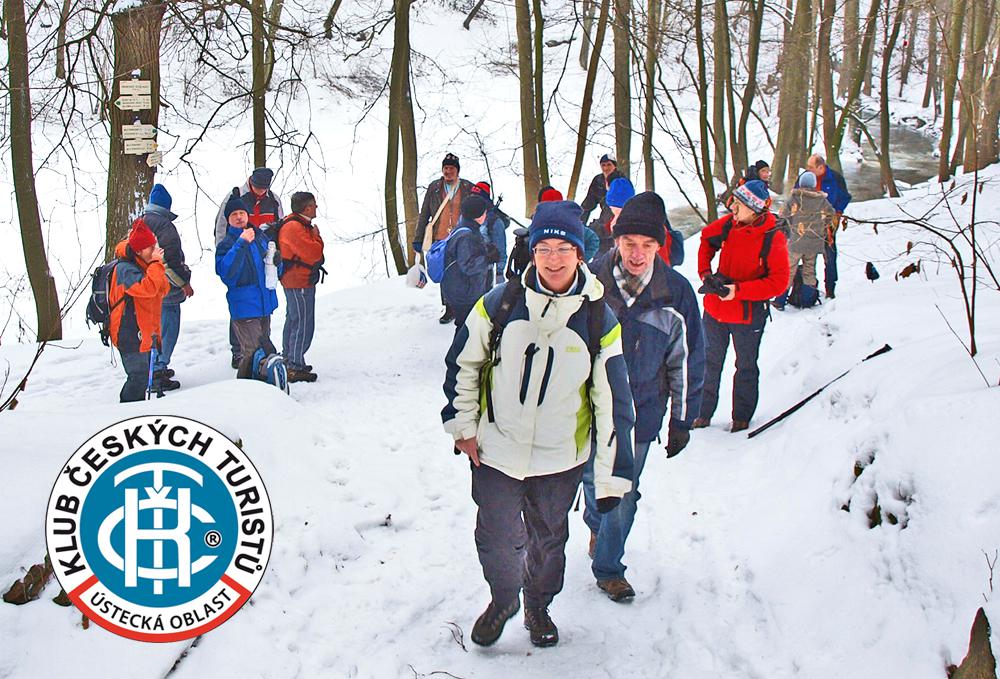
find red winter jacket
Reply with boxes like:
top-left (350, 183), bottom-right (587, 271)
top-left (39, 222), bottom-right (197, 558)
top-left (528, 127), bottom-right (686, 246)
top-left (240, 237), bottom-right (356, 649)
top-left (698, 212), bottom-right (789, 324)
top-left (278, 214), bottom-right (325, 289)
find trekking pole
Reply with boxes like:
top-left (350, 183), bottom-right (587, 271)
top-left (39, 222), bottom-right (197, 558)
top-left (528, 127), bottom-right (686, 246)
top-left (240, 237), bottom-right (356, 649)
top-left (146, 347), bottom-right (158, 400)
top-left (747, 344), bottom-right (893, 439)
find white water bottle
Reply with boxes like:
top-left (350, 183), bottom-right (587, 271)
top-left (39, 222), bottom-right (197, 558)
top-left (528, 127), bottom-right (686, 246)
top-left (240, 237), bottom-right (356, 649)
top-left (265, 241), bottom-right (278, 289)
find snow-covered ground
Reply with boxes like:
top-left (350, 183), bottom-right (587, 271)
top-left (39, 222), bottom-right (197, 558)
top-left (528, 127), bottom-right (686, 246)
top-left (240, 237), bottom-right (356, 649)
top-left (2, 165), bottom-right (999, 677)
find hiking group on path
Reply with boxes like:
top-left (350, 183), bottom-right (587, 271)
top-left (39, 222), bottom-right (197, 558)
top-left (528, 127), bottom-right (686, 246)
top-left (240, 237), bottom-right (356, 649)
top-left (95, 149), bottom-right (850, 650)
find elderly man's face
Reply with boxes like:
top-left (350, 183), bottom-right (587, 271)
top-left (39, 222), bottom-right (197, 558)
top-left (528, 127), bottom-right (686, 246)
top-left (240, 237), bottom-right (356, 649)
top-left (442, 165), bottom-right (459, 183)
top-left (806, 157), bottom-right (825, 176)
top-left (617, 234), bottom-right (660, 277)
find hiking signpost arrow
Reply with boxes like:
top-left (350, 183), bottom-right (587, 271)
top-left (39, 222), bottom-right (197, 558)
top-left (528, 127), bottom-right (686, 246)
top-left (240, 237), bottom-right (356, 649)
top-left (122, 123), bottom-right (156, 140)
top-left (124, 139), bottom-right (157, 155)
top-left (115, 94), bottom-right (152, 111)
top-left (746, 344), bottom-right (894, 439)
top-left (146, 151), bottom-right (163, 167)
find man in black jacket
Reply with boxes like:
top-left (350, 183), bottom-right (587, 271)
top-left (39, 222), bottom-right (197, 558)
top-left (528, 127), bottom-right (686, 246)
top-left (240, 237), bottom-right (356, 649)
top-left (580, 154), bottom-right (627, 255)
top-left (141, 184), bottom-right (192, 391)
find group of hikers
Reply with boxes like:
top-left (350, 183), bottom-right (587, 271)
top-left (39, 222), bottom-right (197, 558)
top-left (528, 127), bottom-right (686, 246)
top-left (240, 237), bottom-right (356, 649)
top-left (432, 151), bottom-right (850, 648)
top-left (97, 147), bottom-right (852, 650)
top-left (103, 167), bottom-right (327, 402)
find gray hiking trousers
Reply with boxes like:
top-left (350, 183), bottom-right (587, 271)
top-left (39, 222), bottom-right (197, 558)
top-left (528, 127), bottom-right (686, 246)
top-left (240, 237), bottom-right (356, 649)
top-left (470, 461), bottom-right (584, 609)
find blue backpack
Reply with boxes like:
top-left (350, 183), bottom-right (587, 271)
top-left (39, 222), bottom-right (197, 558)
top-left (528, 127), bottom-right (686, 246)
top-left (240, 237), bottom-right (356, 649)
top-left (425, 227), bottom-right (470, 284)
top-left (787, 265), bottom-right (820, 308)
top-left (251, 348), bottom-right (290, 393)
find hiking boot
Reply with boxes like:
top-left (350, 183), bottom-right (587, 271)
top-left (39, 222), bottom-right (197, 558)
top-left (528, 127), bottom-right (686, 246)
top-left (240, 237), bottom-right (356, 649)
top-left (439, 307), bottom-right (455, 324)
top-left (825, 289), bottom-right (836, 299)
top-left (470, 599), bottom-right (520, 647)
top-left (597, 577), bottom-right (636, 602)
top-left (692, 417), bottom-right (711, 429)
top-left (287, 368), bottom-right (317, 383)
top-left (588, 531), bottom-right (598, 560)
top-left (155, 367), bottom-right (175, 378)
top-left (523, 607), bottom-right (559, 647)
top-left (153, 377), bottom-right (180, 392)
top-left (731, 420), bottom-right (750, 433)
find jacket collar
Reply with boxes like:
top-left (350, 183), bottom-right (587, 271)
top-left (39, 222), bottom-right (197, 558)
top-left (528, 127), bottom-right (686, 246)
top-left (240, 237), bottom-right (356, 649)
top-left (597, 250), bottom-right (672, 309)
top-left (144, 203), bottom-right (177, 220)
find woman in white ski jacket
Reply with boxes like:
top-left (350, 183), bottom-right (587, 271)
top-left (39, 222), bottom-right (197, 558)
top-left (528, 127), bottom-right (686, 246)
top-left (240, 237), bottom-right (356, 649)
top-left (441, 200), bottom-right (635, 649)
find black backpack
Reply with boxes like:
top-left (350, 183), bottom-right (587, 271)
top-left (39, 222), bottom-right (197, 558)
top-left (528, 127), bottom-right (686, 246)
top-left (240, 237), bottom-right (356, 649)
top-left (85, 260), bottom-right (124, 346)
top-left (481, 276), bottom-right (606, 422)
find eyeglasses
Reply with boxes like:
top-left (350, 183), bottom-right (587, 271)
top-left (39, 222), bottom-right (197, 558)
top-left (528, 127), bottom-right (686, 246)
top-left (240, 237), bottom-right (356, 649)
top-left (533, 245), bottom-right (577, 258)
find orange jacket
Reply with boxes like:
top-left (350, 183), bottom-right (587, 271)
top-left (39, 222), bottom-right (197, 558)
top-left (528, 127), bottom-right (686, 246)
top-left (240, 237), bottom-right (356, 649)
top-left (278, 214), bottom-right (325, 289)
top-left (108, 240), bottom-right (170, 353)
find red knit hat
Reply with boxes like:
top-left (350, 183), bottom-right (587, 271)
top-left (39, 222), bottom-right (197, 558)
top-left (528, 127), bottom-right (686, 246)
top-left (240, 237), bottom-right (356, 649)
top-left (128, 218), bottom-right (157, 252)
top-left (540, 187), bottom-right (564, 203)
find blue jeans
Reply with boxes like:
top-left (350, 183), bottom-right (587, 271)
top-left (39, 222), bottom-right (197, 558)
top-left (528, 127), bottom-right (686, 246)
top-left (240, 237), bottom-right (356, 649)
top-left (824, 240), bottom-right (838, 295)
top-left (155, 303), bottom-right (181, 371)
top-left (582, 440), bottom-right (652, 581)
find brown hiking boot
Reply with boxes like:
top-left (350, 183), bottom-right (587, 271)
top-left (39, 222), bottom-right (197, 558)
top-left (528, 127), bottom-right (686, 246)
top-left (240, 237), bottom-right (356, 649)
top-left (692, 417), bottom-right (711, 429)
top-left (730, 420), bottom-right (750, 433)
top-left (524, 607), bottom-right (559, 647)
top-left (471, 598), bottom-right (520, 647)
top-left (287, 368), bottom-right (318, 383)
top-left (597, 577), bottom-right (636, 602)
top-left (588, 531), bottom-right (598, 559)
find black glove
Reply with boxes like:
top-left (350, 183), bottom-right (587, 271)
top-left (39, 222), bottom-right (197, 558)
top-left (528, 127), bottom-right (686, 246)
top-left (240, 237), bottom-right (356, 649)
top-left (484, 243), bottom-right (501, 264)
top-left (596, 496), bottom-right (621, 514)
top-left (412, 241), bottom-right (422, 253)
top-left (665, 426), bottom-right (691, 458)
top-left (697, 272), bottom-right (734, 296)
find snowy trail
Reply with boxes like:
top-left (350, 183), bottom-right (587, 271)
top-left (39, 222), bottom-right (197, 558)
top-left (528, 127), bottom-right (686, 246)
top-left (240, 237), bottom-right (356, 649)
top-left (3, 174), bottom-right (1000, 677)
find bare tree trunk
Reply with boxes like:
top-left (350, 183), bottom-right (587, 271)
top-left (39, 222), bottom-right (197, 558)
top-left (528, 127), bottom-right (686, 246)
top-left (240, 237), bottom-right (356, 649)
top-left (384, 0), bottom-right (410, 275)
top-left (862, 32), bottom-right (874, 96)
top-left (579, 0), bottom-right (595, 69)
top-left (251, 0), bottom-right (266, 167)
top-left (6, 0), bottom-right (62, 341)
top-left (771, 0), bottom-right (813, 193)
top-left (712, 0), bottom-right (728, 183)
top-left (829, 0), bottom-right (882, 167)
top-left (975, 33), bottom-right (1000, 168)
top-left (105, 2), bottom-right (165, 259)
top-left (400, 26), bottom-right (420, 265)
top-left (960, 0), bottom-right (991, 170)
top-left (642, 0), bottom-right (661, 190)
top-left (694, 0), bottom-right (717, 218)
top-left (533, 0), bottom-right (550, 186)
top-left (515, 0), bottom-right (540, 214)
top-left (568, 0), bottom-right (611, 200)
top-left (816, 0), bottom-right (838, 171)
top-left (922, 3), bottom-right (939, 109)
top-left (898, 6), bottom-right (919, 94)
top-left (938, 0), bottom-right (966, 181)
top-left (736, 0), bottom-right (765, 173)
top-left (613, 0), bottom-right (632, 175)
top-left (879, 0), bottom-right (906, 197)
top-left (54, 0), bottom-right (72, 80)
top-left (263, 0), bottom-right (285, 90)
top-left (840, 0), bottom-right (859, 98)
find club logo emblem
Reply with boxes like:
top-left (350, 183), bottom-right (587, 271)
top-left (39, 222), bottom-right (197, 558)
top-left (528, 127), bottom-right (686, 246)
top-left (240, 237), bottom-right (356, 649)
top-left (45, 416), bottom-right (273, 642)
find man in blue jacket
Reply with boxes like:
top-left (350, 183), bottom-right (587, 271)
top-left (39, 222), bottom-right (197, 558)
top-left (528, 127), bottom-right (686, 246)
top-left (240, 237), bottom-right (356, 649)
top-left (442, 194), bottom-right (498, 328)
top-left (806, 154), bottom-right (852, 299)
top-left (141, 184), bottom-right (193, 392)
top-left (582, 190), bottom-right (706, 602)
top-left (216, 196), bottom-right (279, 378)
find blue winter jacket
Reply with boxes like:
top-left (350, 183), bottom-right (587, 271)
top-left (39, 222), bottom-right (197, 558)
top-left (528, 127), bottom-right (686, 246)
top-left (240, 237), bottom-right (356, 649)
top-left (591, 251), bottom-right (706, 441)
top-left (216, 226), bottom-right (279, 320)
top-left (442, 217), bottom-right (492, 307)
top-left (818, 166), bottom-right (852, 213)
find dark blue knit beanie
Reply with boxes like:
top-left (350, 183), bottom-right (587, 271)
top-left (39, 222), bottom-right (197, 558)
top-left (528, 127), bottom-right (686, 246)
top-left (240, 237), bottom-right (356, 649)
top-left (528, 201), bottom-right (585, 252)
top-left (149, 184), bottom-right (172, 210)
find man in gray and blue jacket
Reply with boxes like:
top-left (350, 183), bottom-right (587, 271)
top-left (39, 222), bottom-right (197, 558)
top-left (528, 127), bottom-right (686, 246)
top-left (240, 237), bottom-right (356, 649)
top-left (442, 200), bottom-right (635, 649)
top-left (583, 191), bottom-right (706, 602)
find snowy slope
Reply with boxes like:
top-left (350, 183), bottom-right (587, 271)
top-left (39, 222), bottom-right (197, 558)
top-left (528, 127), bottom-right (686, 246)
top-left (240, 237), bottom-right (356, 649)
top-left (2, 165), bottom-right (999, 677)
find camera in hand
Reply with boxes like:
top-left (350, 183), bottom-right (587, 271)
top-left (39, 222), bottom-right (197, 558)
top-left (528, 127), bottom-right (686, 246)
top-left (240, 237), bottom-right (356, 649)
top-left (697, 272), bottom-right (734, 296)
